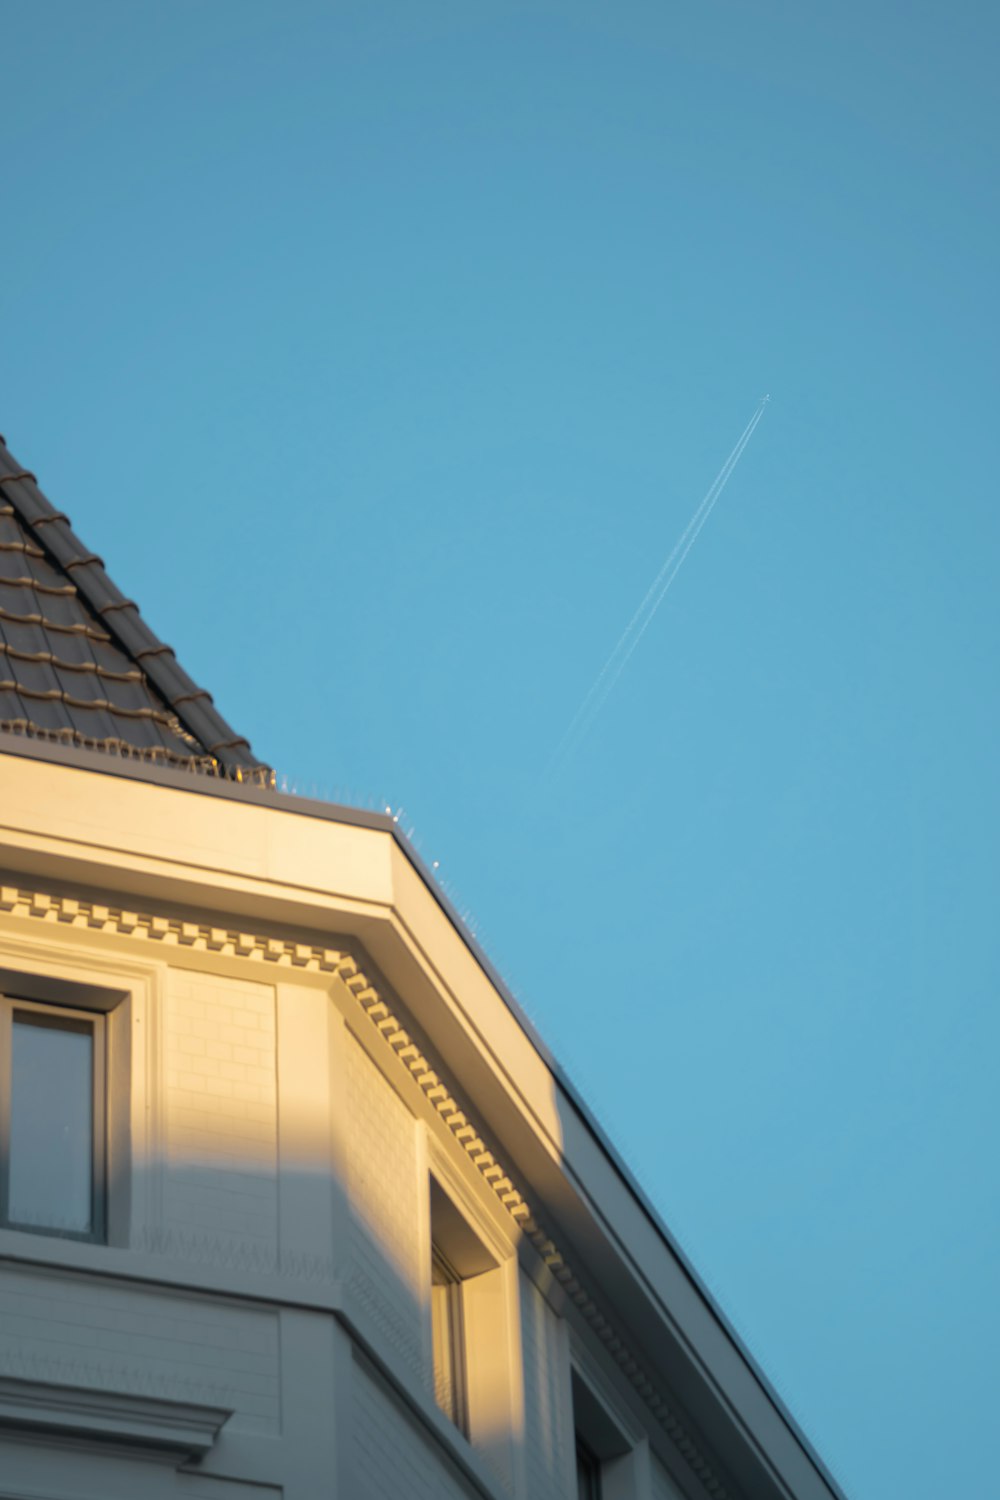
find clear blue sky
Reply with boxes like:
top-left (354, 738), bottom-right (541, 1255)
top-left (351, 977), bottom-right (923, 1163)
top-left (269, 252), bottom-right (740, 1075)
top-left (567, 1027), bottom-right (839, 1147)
top-left (4, 4), bottom-right (998, 1494)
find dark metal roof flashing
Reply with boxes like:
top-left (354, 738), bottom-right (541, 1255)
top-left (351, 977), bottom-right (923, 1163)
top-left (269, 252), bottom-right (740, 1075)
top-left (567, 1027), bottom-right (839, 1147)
top-left (0, 435), bottom-right (269, 782)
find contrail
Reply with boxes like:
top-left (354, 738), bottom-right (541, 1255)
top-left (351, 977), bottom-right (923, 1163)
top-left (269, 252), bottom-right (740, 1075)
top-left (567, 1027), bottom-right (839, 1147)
top-left (547, 396), bottom-right (769, 776)
top-left (575, 397), bottom-right (768, 736)
top-left (550, 400), bottom-right (766, 763)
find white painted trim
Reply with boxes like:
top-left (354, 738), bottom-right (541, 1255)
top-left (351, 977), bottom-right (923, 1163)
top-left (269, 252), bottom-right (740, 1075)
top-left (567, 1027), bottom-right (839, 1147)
top-left (0, 1375), bottom-right (229, 1459)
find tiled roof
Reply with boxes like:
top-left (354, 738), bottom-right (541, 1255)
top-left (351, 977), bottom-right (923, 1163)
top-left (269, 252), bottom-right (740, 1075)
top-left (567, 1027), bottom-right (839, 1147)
top-left (0, 436), bottom-right (268, 779)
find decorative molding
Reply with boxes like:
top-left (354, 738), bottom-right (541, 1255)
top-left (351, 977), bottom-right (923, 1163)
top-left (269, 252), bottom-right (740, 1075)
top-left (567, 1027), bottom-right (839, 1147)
top-left (0, 1374), bottom-right (230, 1460)
top-left (0, 882), bottom-right (728, 1497)
top-left (0, 887), bottom-right (345, 968)
top-left (134, 1224), bottom-right (342, 1287)
top-left (0, 1353), bottom-right (231, 1428)
top-left (135, 1224), bottom-right (278, 1276)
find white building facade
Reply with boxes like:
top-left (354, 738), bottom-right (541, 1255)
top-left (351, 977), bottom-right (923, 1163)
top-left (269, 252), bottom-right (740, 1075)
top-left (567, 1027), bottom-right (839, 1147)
top-left (0, 442), bottom-right (845, 1500)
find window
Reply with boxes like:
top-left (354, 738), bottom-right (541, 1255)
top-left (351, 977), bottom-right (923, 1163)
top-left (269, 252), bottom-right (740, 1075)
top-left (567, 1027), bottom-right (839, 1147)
top-left (431, 1240), bottom-right (468, 1433)
top-left (427, 1175), bottom-right (502, 1441)
top-left (570, 1369), bottom-right (635, 1500)
top-left (0, 995), bottom-right (106, 1240)
top-left (424, 1153), bottom-right (520, 1485)
top-left (576, 1435), bottom-right (602, 1500)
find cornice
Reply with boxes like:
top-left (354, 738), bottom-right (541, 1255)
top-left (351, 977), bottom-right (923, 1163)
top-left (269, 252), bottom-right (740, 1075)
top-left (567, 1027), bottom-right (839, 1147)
top-left (0, 1370), bottom-right (230, 1458)
top-left (0, 881), bottom-right (729, 1499)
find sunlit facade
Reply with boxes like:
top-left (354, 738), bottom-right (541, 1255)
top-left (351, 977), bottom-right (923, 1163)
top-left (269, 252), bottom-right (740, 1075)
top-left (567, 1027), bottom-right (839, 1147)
top-left (0, 442), bottom-right (844, 1500)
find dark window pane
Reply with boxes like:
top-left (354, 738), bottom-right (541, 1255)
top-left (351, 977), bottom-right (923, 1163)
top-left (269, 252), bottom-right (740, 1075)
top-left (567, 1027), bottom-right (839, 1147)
top-left (9, 1014), bottom-right (93, 1234)
top-left (576, 1438), bottom-right (601, 1500)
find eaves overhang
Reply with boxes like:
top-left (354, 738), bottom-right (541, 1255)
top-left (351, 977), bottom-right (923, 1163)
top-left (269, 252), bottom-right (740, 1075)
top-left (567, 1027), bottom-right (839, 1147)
top-left (0, 734), bottom-right (848, 1500)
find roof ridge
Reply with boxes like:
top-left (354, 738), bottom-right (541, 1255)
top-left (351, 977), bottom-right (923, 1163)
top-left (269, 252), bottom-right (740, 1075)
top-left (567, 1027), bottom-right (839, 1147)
top-left (0, 436), bottom-right (268, 775)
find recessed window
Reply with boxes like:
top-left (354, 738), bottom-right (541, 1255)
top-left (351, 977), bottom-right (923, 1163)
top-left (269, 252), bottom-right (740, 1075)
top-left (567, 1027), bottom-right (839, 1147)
top-left (571, 1369), bottom-right (633, 1500)
top-left (427, 1175), bottom-right (500, 1441)
top-left (0, 997), bottom-right (106, 1240)
top-left (576, 1435), bottom-right (602, 1500)
top-left (431, 1241), bottom-right (468, 1433)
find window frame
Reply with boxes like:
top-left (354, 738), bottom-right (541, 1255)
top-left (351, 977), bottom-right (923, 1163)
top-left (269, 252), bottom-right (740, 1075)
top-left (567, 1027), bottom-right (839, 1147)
top-left (422, 1136), bottom-right (521, 1489)
top-left (569, 1361), bottom-right (646, 1500)
top-left (429, 1173), bottom-right (498, 1435)
top-left (430, 1238), bottom-right (470, 1434)
top-left (0, 993), bottom-right (107, 1244)
top-left (576, 1433), bottom-right (603, 1500)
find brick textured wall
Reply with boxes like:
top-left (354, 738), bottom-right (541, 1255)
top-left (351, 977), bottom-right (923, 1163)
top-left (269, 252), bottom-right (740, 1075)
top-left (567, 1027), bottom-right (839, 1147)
top-left (344, 1033), bottom-right (426, 1382)
top-left (160, 971), bottom-right (278, 1269)
top-left (0, 1264), bottom-right (280, 1431)
top-left (520, 1272), bottom-right (573, 1500)
top-left (352, 1359), bottom-right (475, 1500)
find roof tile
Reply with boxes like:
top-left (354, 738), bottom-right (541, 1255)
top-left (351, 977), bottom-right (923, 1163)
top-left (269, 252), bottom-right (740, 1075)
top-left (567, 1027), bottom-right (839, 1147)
top-left (0, 439), bottom-right (269, 778)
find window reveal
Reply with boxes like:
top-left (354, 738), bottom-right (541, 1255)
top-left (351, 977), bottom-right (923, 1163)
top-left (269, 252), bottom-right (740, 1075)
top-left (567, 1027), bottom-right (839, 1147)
top-left (427, 1172), bottom-right (503, 1447)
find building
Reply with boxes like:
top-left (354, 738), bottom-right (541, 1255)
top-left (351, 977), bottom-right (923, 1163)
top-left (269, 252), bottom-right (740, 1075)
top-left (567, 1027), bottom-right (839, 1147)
top-left (0, 436), bottom-right (846, 1500)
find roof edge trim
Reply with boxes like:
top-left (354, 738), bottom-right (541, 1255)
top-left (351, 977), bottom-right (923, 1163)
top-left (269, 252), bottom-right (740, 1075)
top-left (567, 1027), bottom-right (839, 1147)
top-left (0, 730), bottom-right (847, 1500)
